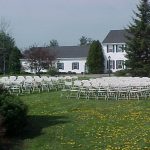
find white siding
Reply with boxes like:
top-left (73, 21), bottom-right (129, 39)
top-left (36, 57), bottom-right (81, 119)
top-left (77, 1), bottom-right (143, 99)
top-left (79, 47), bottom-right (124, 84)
top-left (103, 43), bottom-right (127, 72)
top-left (56, 58), bottom-right (86, 73)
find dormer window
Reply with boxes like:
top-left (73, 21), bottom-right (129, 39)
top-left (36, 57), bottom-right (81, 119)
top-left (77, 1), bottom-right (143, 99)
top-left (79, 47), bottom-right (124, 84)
top-left (107, 45), bottom-right (115, 53)
top-left (116, 44), bottom-right (125, 52)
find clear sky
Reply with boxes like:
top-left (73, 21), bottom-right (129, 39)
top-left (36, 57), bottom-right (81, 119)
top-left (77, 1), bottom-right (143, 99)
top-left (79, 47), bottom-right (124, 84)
top-left (0, 0), bottom-right (139, 49)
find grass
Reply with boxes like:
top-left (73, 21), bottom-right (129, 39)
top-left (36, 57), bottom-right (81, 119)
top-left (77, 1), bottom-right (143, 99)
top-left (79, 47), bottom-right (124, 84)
top-left (4, 92), bottom-right (150, 150)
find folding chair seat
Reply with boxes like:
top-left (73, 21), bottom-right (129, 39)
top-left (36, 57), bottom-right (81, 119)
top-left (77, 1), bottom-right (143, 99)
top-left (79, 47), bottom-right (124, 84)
top-left (41, 81), bottom-right (50, 92)
top-left (87, 87), bottom-right (97, 99)
top-left (76, 86), bottom-right (88, 99)
top-left (117, 87), bottom-right (129, 100)
top-left (71, 76), bottom-right (78, 81)
top-left (32, 82), bottom-right (41, 93)
top-left (1, 79), bottom-right (11, 89)
top-left (68, 86), bottom-right (79, 99)
top-left (41, 76), bottom-right (49, 81)
top-left (78, 81), bottom-right (90, 99)
top-left (17, 76), bottom-right (25, 80)
top-left (64, 76), bottom-right (72, 82)
top-left (74, 80), bottom-right (82, 87)
top-left (57, 79), bottom-right (65, 90)
top-left (1, 77), bottom-right (8, 81)
top-left (51, 80), bottom-right (59, 91)
top-left (60, 81), bottom-right (72, 98)
top-left (9, 76), bottom-right (17, 81)
top-left (91, 79), bottom-right (100, 89)
top-left (25, 76), bottom-right (33, 80)
top-left (9, 84), bottom-right (21, 95)
top-left (107, 87), bottom-right (118, 100)
top-left (97, 87), bottom-right (107, 100)
top-left (145, 87), bottom-right (150, 99)
top-left (34, 76), bottom-right (43, 83)
top-left (47, 80), bottom-right (53, 90)
top-left (128, 88), bottom-right (140, 100)
top-left (137, 86), bottom-right (148, 100)
top-left (21, 82), bottom-right (32, 94)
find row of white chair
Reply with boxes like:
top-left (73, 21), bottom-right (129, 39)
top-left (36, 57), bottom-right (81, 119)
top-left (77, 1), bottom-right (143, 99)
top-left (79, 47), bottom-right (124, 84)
top-left (61, 78), bottom-right (150, 100)
top-left (0, 75), bottom-right (78, 95)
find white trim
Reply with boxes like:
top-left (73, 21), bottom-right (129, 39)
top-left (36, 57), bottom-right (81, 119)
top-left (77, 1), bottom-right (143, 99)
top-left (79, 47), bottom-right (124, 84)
top-left (57, 57), bottom-right (87, 60)
top-left (102, 43), bottom-right (126, 45)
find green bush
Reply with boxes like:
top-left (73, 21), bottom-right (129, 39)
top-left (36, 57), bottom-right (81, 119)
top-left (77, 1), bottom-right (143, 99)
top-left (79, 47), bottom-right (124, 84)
top-left (130, 66), bottom-right (150, 77)
top-left (0, 115), bottom-right (5, 137)
top-left (114, 70), bottom-right (128, 76)
top-left (0, 86), bottom-right (28, 135)
top-left (0, 85), bottom-right (10, 104)
top-left (48, 67), bottom-right (59, 76)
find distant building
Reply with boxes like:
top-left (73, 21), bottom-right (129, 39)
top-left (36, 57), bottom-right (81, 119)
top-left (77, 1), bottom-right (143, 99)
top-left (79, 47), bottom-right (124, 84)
top-left (53, 46), bottom-right (89, 74)
top-left (21, 46), bottom-right (89, 74)
top-left (21, 30), bottom-right (129, 74)
top-left (102, 29), bottom-right (128, 72)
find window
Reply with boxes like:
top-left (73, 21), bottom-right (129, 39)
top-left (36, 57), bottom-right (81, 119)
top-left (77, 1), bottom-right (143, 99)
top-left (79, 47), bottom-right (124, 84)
top-left (72, 62), bottom-right (79, 70)
top-left (57, 62), bottom-right (64, 70)
top-left (116, 60), bottom-right (124, 69)
top-left (116, 44), bottom-right (124, 52)
top-left (107, 60), bottom-right (115, 69)
top-left (107, 45), bottom-right (115, 53)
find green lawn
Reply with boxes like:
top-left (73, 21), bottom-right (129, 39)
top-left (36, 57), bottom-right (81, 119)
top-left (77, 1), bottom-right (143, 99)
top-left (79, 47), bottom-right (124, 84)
top-left (13, 92), bottom-right (150, 150)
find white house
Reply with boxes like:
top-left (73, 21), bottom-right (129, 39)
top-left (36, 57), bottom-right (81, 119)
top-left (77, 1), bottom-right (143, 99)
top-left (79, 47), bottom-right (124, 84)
top-left (21, 46), bottom-right (90, 74)
top-left (102, 30), bottom-right (128, 72)
top-left (54, 46), bottom-right (89, 73)
top-left (21, 30), bottom-right (129, 74)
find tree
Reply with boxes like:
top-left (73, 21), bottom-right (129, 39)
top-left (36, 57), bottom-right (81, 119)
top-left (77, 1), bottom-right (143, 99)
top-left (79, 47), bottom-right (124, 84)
top-left (0, 18), bottom-right (21, 74)
top-left (79, 36), bottom-right (93, 46)
top-left (23, 46), bottom-right (56, 75)
top-left (87, 40), bottom-right (104, 74)
top-left (0, 17), bottom-right (11, 34)
top-left (87, 38), bottom-right (93, 45)
top-left (125, 0), bottom-right (150, 76)
top-left (49, 39), bottom-right (59, 47)
top-left (0, 31), bottom-right (15, 74)
top-left (9, 47), bottom-right (22, 74)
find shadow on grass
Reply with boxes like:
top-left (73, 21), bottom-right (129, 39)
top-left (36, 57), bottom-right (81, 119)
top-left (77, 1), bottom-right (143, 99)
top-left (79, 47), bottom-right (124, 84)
top-left (21, 115), bottom-right (70, 139)
top-left (0, 115), bottom-right (69, 150)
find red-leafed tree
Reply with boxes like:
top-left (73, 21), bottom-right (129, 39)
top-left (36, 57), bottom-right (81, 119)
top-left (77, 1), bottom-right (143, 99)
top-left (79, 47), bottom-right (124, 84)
top-left (23, 46), bottom-right (56, 74)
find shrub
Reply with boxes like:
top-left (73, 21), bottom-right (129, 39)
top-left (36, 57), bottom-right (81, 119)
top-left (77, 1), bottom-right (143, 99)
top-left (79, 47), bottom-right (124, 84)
top-left (48, 67), bottom-right (59, 76)
top-left (114, 70), bottom-right (128, 76)
top-left (67, 71), bottom-right (76, 75)
top-left (0, 85), bottom-right (10, 103)
top-left (0, 86), bottom-right (28, 135)
top-left (0, 115), bottom-right (5, 137)
top-left (129, 66), bottom-right (150, 77)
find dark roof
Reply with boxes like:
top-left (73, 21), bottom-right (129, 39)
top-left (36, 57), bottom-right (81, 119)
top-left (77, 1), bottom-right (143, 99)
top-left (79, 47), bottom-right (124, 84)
top-left (102, 30), bottom-right (129, 43)
top-left (54, 46), bottom-right (90, 58)
top-left (37, 46), bottom-right (90, 58)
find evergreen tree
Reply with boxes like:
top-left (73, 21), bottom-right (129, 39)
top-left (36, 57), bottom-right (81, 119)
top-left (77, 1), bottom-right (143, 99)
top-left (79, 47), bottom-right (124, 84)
top-left (126, 0), bottom-right (150, 76)
top-left (0, 31), bottom-right (21, 73)
top-left (80, 36), bottom-right (87, 46)
top-left (9, 47), bottom-right (22, 74)
top-left (49, 39), bottom-right (59, 47)
top-left (87, 40), bottom-right (104, 74)
top-left (79, 36), bottom-right (93, 46)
